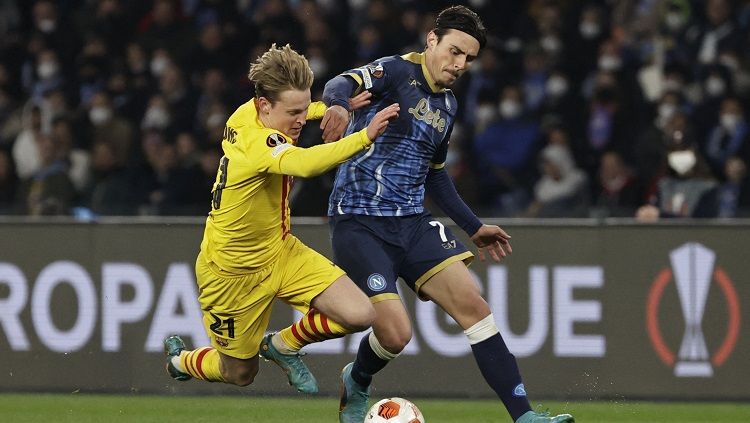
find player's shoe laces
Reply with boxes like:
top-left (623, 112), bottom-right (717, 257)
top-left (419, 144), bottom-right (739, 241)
top-left (338, 362), bottom-right (371, 423)
top-left (516, 410), bottom-right (575, 423)
top-left (259, 333), bottom-right (319, 394)
top-left (163, 335), bottom-right (191, 381)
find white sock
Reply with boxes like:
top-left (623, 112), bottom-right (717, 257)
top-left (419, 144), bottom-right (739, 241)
top-left (170, 354), bottom-right (185, 372)
top-left (271, 332), bottom-right (297, 354)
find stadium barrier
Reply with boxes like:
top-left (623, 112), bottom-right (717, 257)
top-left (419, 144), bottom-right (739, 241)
top-left (0, 217), bottom-right (747, 400)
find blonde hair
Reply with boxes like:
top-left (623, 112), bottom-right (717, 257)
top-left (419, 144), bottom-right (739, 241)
top-left (247, 44), bottom-right (313, 103)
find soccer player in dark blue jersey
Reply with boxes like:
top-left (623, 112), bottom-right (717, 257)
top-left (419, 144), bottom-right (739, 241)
top-left (321, 6), bottom-right (574, 423)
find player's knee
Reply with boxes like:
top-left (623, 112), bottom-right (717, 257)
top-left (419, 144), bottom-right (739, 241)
top-left (379, 330), bottom-right (412, 353)
top-left (341, 304), bottom-right (376, 332)
top-left (222, 366), bottom-right (258, 387)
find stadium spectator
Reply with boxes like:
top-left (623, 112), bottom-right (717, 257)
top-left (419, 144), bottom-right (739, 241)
top-left (717, 155), bottom-right (750, 217)
top-left (636, 141), bottom-right (719, 220)
top-left (524, 143), bottom-right (589, 218)
top-left (1, 0), bottom-right (749, 219)
top-left (0, 149), bottom-right (17, 213)
top-left (591, 150), bottom-right (642, 218)
top-left (703, 96), bottom-right (749, 176)
top-left (17, 132), bottom-right (75, 215)
top-left (474, 84), bottom-right (541, 215)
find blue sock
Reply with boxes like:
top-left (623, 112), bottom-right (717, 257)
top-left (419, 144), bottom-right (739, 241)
top-left (471, 333), bottom-right (532, 421)
top-left (351, 332), bottom-right (389, 387)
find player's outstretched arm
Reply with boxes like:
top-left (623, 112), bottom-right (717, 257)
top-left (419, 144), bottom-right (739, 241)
top-left (470, 224), bottom-right (512, 262)
top-left (321, 75), bottom-right (361, 142)
top-left (270, 103), bottom-right (399, 178)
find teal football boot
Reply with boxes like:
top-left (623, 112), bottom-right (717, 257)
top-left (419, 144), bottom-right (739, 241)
top-left (164, 335), bottom-right (191, 381)
top-left (516, 410), bottom-right (575, 423)
top-left (259, 333), bottom-right (319, 394)
top-left (338, 362), bottom-right (371, 423)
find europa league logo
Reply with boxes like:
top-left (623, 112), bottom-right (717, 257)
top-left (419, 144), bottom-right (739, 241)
top-left (671, 243), bottom-right (714, 377)
top-left (647, 242), bottom-right (741, 377)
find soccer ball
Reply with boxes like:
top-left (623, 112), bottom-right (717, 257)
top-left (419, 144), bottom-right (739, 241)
top-left (363, 397), bottom-right (425, 423)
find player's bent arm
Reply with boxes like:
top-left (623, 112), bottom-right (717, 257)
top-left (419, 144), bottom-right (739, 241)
top-left (268, 128), bottom-right (373, 178)
top-left (306, 101), bottom-right (327, 120)
top-left (323, 75), bottom-right (358, 111)
top-left (425, 167), bottom-right (482, 236)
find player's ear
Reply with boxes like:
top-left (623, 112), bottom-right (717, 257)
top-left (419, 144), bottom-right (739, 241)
top-left (426, 31), bottom-right (437, 48)
top-left (258, 97), bottom-right (271, 114)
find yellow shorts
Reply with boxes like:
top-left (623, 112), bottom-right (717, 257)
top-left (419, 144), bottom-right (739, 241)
top-left (195, 235), bottom-right (346, 359)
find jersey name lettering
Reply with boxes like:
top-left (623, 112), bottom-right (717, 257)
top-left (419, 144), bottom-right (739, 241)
top-left (223, 125), bottom-right (238, 144)
top-left (408, 98), bottom-right (446, 133)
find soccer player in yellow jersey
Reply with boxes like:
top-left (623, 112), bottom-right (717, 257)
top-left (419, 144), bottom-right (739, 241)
top-left (162, 44), bottom-right (400, 394)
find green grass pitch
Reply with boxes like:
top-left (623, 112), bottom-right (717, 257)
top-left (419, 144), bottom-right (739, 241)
top-left (1, 394), bottom-right (748, 422)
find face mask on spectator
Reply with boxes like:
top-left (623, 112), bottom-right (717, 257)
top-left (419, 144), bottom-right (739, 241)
top-left (720, 113), bottom-right (741, 131)
top-left (668, 150), bottom-right (696, 175)
top-left (540, 35), bottom-right (561, 54)
top-left (37, 61), bottom-right (59, 80)
top-left (663, 79), bottom-right (683, 92)
top-left (308, 57), bottom-right (329, 77)
top-left (142, 107), bottom-right (169, 129)
top-left (475, 104), bottom-right (495, 128)
top-left (206, 112), bottom-right (226, 129)
top-left (658, 103), bottom-right (677, 121)
top-left (89, 106), bottom-right (112, 125)
top-left (37, 19), bottom-right (57, 33)
top-left (545, 76), bottom-right (568, 97)
top-left (579, 21), bottom-right (600, 39)
top-left (468, 0), bottom-right (488, 8)
top-left (150, 57), bottom-right (169, 77)
top-left (705, 76), bottom-right (726, 97)
top-left (664, 12), bottom-right (686, 32)
top-left (598, 55), bottom-right (621, 71)
top-left (499, 99), bottom-right (522, 120)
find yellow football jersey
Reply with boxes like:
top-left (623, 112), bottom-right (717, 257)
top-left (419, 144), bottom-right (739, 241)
top-left (200, 98), bottom-right (372, 274)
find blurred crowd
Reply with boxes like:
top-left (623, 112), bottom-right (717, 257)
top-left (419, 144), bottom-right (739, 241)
top-left (1, 0), bottom-right (749, 219)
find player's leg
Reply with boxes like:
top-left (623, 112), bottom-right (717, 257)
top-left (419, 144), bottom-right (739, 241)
top-left (164, 253), bottom-right (273, 387)
top-left (420, 263), bottom-right (573, 423)
top-left (274, 274), bottom-right (374, 354)
top-left (264, 235), bottom-right (374, 394)
top-left (329, 214), bottom-right (408, 423)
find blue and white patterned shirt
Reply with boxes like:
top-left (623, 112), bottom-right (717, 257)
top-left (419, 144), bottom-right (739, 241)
top-left (326, 52), bottom-right (457, 216)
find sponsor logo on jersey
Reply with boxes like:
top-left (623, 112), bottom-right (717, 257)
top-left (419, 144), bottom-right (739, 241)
top-left (266, 133), bottom-right (287, 147)
top-left (215, 337), bottom-right (229, 347)
top-left (513, 383), bottom-right (527, 397)
top-left (367, 273), bottom-right (387, 292)
top-left (408, 98), bottom-right (446, 132)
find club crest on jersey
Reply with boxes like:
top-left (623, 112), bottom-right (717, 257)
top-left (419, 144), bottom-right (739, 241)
top-left (367, 64), bottom-right (384, 78)
top-left (266, 133), bottom-right (287, 147)
top-left (367, 273), bottom-right (387, 291)
top-left (408, 98), bottom-right (446, 132)
top-left (215, 337), bottom-right (229, 347)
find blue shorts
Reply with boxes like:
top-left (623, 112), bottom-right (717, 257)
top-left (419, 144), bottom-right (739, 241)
top-left (330, 212), bottom-right (474, 302)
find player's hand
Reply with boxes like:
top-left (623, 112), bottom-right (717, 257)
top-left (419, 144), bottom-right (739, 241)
top-left (470, 224), bottom-right (512, 262)
top-left (349, 90), bottom-right (372, 111)
top-left (366, 103), bottom-right (399, 140)
top-left (321, 105), bottom-right (350, 143)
